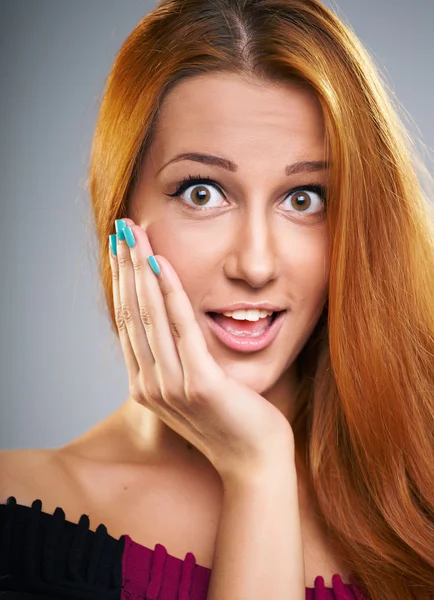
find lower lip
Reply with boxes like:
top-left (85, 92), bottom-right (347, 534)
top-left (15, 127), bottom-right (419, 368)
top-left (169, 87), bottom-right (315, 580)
top-left (205, 311), bottom-right (287, 353)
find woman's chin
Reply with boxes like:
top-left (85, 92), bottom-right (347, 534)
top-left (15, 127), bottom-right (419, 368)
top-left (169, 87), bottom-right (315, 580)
top-left (218, 361), bottom-right (279, 396)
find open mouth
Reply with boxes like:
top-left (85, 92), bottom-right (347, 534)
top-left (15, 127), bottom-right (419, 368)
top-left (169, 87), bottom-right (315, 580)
top-left (207, 310), bottom-right (282, 331)
top-left (204, 310), bottom-right (287, 352)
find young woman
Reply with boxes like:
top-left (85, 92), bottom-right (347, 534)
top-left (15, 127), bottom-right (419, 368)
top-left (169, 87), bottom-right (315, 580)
top-left (1, 0), bottom-right (433, 599)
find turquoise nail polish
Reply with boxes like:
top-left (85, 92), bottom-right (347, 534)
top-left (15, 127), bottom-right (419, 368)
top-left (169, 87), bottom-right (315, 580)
top-left (115, 219), bottom-right (126, 241)
top-left (109, 234), bottom-right (117, 256)
top-left (124, 226), bottom-right (135, 248)
top-left (147, 255), bottom-right (161, 276)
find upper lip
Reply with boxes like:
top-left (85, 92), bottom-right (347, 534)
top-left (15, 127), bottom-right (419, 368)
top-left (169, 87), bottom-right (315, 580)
top-left (207, 302), bottom-right (286, 313)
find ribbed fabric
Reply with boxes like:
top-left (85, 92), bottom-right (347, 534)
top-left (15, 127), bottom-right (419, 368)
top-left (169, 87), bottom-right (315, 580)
top-left (0, 497), bottom-right (369, 600)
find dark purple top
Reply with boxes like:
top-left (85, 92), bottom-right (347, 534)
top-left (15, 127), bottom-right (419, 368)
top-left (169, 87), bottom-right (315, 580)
top-left (0, 496), bottom-right (369, 599)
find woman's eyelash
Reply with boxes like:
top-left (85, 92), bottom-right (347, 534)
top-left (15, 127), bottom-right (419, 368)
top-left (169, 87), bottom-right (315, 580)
top-left (166, 174), bottom-right (224, 199)
top-left (165, 173), bottom-right (327, 210)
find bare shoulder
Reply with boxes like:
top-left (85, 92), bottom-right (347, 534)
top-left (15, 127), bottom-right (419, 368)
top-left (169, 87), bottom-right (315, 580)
top-left (0, 448), bottom-right (72, 507)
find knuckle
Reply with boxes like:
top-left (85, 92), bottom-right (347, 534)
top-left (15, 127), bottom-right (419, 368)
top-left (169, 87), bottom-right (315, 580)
top-left (184, 381), bottom-right (205, 405)
top-left (132, 257), bottom-right (145, 275)
top-left (129, 380), bottom-right (142, 402)
top-left (185, 375), bottom-right (216, 405)
top-left (145, 384), bottom-right (162, 404)
top-left (117, 253), bottom-right (130, 268)
top-left (160, 378), bottom-right (184, 404)
top-left (117, 302), bottom-right (134, 328)
top-left (133, 375), bottom-right (160, 404)
top-left (111, 266), bottom-right (120, 282)
top-left (138, 304), bottom-right (153, 328)
top-left (169, 319), bottom-right (186, 340)
top-left (115, 305), bottom-right (127, 332)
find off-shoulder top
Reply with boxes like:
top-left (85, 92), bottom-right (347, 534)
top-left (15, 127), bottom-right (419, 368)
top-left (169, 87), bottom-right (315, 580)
top-left (0, 496), bottom-right (369, 599)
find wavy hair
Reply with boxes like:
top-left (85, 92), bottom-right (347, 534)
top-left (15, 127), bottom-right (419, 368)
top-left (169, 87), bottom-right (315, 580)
top-left (87, 1), bottom-right (434, 598)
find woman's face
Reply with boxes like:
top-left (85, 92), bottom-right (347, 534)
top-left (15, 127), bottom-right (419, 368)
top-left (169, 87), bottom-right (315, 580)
top-left (130, 72), bottom-right (329, 411)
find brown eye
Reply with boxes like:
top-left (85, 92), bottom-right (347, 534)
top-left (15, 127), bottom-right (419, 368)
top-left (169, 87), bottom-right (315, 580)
top-left (182, 183), bottom-right (226, 208)
top-left (282, 185), bottom-right (327, 216)
top-left (190, 185), bottom-right (212, 206)
top-left (291, 191), bottom-right (311, 212)
top-left (166, 176), bottom-right (227, 210)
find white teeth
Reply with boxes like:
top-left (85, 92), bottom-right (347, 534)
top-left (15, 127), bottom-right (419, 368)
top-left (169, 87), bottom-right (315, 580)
top-left (221, 309), bottom-right (274, 321)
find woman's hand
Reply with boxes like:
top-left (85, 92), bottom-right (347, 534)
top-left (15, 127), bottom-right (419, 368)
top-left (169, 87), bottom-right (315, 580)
top-left (109, 218), bottom-right (294, 484)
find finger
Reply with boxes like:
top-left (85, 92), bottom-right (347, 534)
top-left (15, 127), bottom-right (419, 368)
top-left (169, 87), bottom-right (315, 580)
top-left (150, 253), bottom-right (224, 394)
top-left (122, 220), bottom-right (184, 388)
top-left (109, 232), bottom-right (140, 379)
top-left (114, 221), bottom-right (155, 372)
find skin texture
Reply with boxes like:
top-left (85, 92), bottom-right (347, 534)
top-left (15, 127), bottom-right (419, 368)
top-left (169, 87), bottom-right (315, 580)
top-left (122, 71), bottom-right (330, 467)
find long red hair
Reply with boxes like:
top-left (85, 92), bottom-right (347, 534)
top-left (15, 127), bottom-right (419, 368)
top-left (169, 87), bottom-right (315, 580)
top-left (88, 1), bottom-right (434, 598)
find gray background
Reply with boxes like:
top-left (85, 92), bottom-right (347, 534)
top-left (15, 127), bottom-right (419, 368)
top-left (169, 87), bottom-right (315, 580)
top-left (1, 0), bottom-right (433, 449)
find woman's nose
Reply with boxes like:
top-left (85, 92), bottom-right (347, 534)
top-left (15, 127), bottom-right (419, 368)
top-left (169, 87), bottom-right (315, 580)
top-left (222, 218), bottom-right (280, 288)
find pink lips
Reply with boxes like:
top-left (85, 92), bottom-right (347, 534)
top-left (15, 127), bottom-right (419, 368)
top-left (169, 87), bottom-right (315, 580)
top-left (205, 311), bottom-right (287, 352)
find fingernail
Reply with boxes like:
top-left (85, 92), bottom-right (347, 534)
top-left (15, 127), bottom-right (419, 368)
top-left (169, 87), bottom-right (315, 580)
top-left (109, 234), bottom-right (117, 256)
top-left (147, 255), bottom-right (161, 276)
top-left (115, 219), bottom-right (126, 241)
top-left (124, 226), bottom-right (135, 248)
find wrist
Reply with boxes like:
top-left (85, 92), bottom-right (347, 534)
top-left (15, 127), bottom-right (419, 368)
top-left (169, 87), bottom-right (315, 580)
top-left (220, 440), bottom-right (297, 492)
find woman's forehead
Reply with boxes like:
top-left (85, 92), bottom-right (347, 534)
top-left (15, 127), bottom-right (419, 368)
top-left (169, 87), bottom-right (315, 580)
top-left (156, 72), bottom-right (324, 134)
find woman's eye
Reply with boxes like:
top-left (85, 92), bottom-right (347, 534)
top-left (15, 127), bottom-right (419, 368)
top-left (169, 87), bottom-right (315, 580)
top-left (166, 176), bottom-right (226, 209)
top-left (281, 185), bottom-right (327, 216)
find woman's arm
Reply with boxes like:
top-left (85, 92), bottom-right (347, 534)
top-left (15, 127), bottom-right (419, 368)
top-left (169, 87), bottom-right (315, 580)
top-left (207, 454), bottom-right (305, 600)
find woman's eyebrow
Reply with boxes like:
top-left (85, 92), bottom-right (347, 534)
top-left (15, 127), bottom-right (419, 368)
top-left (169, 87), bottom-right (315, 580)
top-left (157, 152), bottom-right (330, 176)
